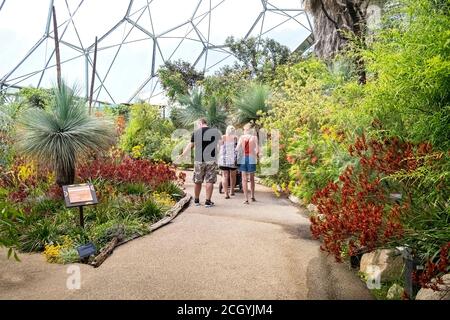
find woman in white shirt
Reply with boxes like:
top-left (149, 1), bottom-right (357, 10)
top-left (218, 125), bottom-right (238, 199)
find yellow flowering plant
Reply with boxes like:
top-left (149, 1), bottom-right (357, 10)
top-left (152, 191), bottom-right (175, 211)
top-left (131, 145), bottom-right (143, 159)
top-left (43, 236), bottom-right (76, 263)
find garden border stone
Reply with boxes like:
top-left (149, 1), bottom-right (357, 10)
top-left (90, 192), bottom-right (192, 268)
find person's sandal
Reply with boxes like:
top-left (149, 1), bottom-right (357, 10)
top-left (225, 195), bottom-right (230, 199)
top-left (243, 200), bottom-right (249, 204)
top-left (251, 197), bottom-right (256, 202)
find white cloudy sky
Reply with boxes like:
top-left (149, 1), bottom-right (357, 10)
top-left (0, 0), bottom-right (311, 104)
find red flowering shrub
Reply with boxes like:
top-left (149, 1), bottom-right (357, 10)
top-left (413, 242), bottom-right (450, 290)
top-left (77, 156), bottom-right (177, 189)
top-left (310, 135), bottom-right (435, 261)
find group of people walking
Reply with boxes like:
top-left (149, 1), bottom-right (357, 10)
top-left (180, 118), bottom-right (259, 207)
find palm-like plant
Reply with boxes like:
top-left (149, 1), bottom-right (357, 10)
top-left (234, 84), bottom-right (270, 126)
top-left (16, 82), bottom-right (114, 186)
top-left (177, 88), bottom-right (227, 131)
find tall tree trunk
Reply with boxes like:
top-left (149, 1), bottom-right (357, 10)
top-left (304, 0), bottom-right (368, 84)
top-left (345, 0), bottom-right (367, 84)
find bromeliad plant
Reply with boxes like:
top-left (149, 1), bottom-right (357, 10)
top-left (16, 82), bottom-right (114, 186)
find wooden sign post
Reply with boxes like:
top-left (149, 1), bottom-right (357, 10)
top-left (63, 183), bottom-right (98, 228)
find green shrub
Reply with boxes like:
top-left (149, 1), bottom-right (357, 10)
top-left (58, 247), bottom-right (80, 264)
top-left (137, 199), bottom-right (162, 222)
top-left (154, 181), bottom-right (183, 200)
top-left (120, 103), bottom-right (176, 163)
top-left (89, 217), bottom-right (146, 248)
top-left (118, 182), bottom-right (148, 196)
top-left (0, 205), bottom-right (22, 259)
top-left (361, 0), bottom-right (450, 150)
top-left (32, 199), bottom-right (64, 216)
top-left (18, 218), bottom-right (59, 252)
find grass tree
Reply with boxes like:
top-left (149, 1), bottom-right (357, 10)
top-left (177, 88), bottom-right (227, 131)
top-left (16, 82), bottom-right (114, 186)
top-left (234, 84), bottom-right (270, 128)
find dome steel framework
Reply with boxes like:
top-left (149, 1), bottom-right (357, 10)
top-left (0, 0), bottom-right (313, 104)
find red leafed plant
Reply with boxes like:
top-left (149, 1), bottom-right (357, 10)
top-left (77, 156), bottom-right (177, 188)
top-left (310, 134), bottom-right (434, 261)
top-left (413, 242), bottom-right (450, 290)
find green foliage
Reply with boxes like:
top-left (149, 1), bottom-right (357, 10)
top-left (200, 66), bottom-right (250, 110)
top-left (0, 149), bottom-right (181, 264)
top-left (177, 89), bottom-right (228, 131)
top-left (18, 218), bottom-right (59, 252)
top-left (260, 58), bottom-right (356, 201)
top-left (103, 104), bottom-right (131, 120)
top-left (154, 181), bottom-right (184, 200)
top-left (89, 216), bottom-right (147, 248)
top-left (18, 87), bottom-right (52, 109)
top-left (16, 82), bottom-right (115, 186)
top-left (117, 182), bottom-right (148, 196)
top-left (260, 0), bottom-right (450, 273)
top-left (0, 206), bottom-right (22, 260)
top-left (158, 59), bottom-right (204, 101)
top-left (225, 36), bottom-right (290, 81)
top-left (32, 199), bottom-right (64, 216)
top-left (0, 102), bottom-right (23, 166)
top-left (121, 102), bottom-right (176, 162)
top-left (235, 83), bottom-right (271, 126)
top-left (137, 198), bottom-right (162, 222)
top-left (362, 0), bottom-right (450, 150)
top-left (168, 105), bottom-right (185, 128)
top-left (58, 247), bottom-right (79, 264)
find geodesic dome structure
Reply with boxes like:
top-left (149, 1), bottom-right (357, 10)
top-left (0, 0), bottom-right (313, 105)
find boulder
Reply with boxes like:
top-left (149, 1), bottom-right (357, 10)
top-left (288, 194), bottom-right (303, 205)
top-left (386, 283), bottom-right (404, 300)
top-left (360, 249), bottom-right (404, 282)
top-left (306, 203), bottom-right (318, 213)
top-left (416, 274), bottom-right (450, 300)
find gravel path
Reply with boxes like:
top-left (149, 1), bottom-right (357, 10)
top-left (0, 171), bottom-right (372, 300)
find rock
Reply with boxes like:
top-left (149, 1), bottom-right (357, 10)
top-left (288, 194), bottom-right (303, 205)
top-left (387, 284), bottom-right (404, 300)
top-left (360, 249), bottom-right (404, 282)
top-left (306, 203), bottom-right (318, 213)
top-left (416, 274), bottom-right (450, 300)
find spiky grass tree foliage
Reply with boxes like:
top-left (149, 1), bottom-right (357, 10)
top-left (16, 82), bottom-right (114, 186)
top-left (234, 84), bottom-right (270, 127)
top-left (177, 88), bottom-right (227, 131)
